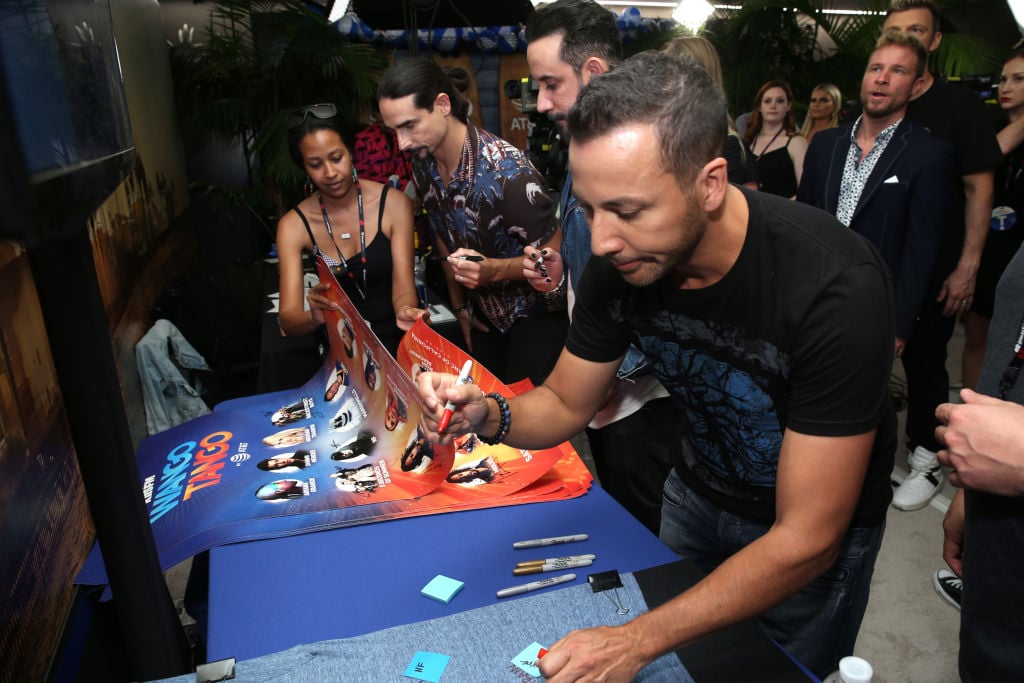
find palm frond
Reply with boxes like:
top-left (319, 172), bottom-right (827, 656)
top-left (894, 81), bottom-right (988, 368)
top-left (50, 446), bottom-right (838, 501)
top-left (935, 33), bottom-right (1002, 77)
top-left (170, 0), bottom-right (387, 221)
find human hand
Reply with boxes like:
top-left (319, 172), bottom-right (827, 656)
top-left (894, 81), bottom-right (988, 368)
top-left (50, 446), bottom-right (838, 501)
top-left (396, 305), bottom-right (429, 332)
top-left (448, 249), bottom-right (488, 289)
top-left (306, 282), bottom-right (339, 325)
top-left (522, 246), bottom-right (564, 293)
top-left (937, 263), bottom-right (976, 317)
top-left (414, 371), bottom-right (491, 445)
top-left (894, 337), bottom-right (906, 358)
top-left (941, 490), bottom-right (965, 577)
top-left (935, 389), bottom-right (1024, 495)
top-left (538, 625), bottom-right (648, 683)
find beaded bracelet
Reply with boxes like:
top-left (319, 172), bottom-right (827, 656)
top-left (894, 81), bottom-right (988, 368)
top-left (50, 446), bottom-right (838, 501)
top-left (453, 303), bottom-right (470, 314)
top-left (542, 271), bottom-right (567, 303)
top-left (478, 392), bottom-right (511, 445)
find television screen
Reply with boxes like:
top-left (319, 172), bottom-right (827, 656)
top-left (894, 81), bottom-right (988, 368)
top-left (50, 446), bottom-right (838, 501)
top-left (0, 0), bottom-right (135, 242)
top-left (350, 0), bottom-right (534, 30)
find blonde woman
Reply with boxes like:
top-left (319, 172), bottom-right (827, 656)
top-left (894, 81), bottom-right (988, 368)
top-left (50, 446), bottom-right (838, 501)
top-left (800, 83), bottom-right (842, 144)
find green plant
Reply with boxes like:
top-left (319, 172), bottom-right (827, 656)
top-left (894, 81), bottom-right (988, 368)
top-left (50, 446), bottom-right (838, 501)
top-left (707, 0), bottom-right (1001, 121)
top-left (706, 0), bottom-right (886, 118)
top-left (169, 0), bottom-right (387, 222)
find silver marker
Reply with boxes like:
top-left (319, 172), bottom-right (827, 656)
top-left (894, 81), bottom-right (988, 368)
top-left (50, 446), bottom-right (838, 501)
top-left (512, 533), bottom-right (588, 549)
top-left (496, 573), bottom-right (577, 598)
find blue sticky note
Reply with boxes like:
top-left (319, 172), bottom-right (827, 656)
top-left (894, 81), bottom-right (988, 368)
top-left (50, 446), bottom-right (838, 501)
top-left (421, 575), bottom-right (464, 604)
top-left (404, 651), bottom-right (450, 682)
top-left (511, 642), bottom-right (546, 678)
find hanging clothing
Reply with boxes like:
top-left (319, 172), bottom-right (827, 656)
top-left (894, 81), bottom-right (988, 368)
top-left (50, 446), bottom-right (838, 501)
top-left (136, 319), bottom-right (212, 435)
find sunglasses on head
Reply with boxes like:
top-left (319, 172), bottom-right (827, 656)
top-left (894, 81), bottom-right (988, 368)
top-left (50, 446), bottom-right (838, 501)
top-left (287, 103), bottom-right (338, 129)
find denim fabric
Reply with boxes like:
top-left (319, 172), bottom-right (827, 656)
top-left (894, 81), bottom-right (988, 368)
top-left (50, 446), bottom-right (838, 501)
top-left (660, 469), bottom-right (884, 678)
top-left (156, 575), bottom-right (691, 683)
top-left (135, 319), bottom-right (212, 435)
top-left (560, 172), bottom-right (648, 380)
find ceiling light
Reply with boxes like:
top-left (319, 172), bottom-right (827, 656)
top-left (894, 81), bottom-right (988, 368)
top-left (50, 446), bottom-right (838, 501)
top-left (673, 0), bottom-right (714, 32)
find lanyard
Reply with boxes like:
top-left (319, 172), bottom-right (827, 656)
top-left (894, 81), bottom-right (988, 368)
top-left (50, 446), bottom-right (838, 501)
top-left (754, 127), bottom-right (783, 158)
top-left (318, 183), bottom-right (367, 301)
top-left (998, 319), bottom-right (1024, 400)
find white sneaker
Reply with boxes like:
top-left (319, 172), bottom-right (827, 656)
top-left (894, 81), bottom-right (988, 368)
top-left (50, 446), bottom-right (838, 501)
top-left (892, 446), bottom-right (944, 511)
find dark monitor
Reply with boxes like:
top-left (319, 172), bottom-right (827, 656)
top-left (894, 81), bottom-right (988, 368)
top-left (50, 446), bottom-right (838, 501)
top-left (0, 0), bottom-right (135, 244)
top-left (351, 0), bottom-right (535, 30)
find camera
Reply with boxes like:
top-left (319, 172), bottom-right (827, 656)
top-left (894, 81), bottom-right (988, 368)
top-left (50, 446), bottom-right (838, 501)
top-left (504, 76), bottom-right (539, 113)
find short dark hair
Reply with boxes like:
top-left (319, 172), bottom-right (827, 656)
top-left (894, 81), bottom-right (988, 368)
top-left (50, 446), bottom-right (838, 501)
top-left (875, 30), bottom-right (929, 79)
top-left (525, 0), bottom-right (622, 74)
top-left (285, 106), bottom-right (352, 168)
top-left (568, 50), bottom-right (726, 184)
top-left (377, 57), bottom-right (469, 124)
top-left (886, 0), bottom-right (940, 31)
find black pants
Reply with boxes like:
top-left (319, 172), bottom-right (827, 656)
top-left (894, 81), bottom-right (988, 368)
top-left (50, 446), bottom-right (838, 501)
top-left (586, 396), bottom-right (682, 535)
top-left (469, 310), bottom-right (569, 387)
top-left (900, 293), bottom-right (956, 453)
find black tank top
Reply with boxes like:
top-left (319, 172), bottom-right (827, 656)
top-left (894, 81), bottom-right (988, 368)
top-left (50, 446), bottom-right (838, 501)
top-left (755, 136), bottom-right (797, 198)
top-left (294, 186), bottom-right (403, 354)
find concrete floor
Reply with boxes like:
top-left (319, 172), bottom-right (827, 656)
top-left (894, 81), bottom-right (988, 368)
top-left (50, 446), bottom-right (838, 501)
top-left (855, 320), bottom-right (967, 682)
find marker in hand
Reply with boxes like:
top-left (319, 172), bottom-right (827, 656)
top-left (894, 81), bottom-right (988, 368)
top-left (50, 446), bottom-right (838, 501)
top-left (535, 252), bottom-right (549, 279)
top-left (438, 359), bottom-right (473, 435)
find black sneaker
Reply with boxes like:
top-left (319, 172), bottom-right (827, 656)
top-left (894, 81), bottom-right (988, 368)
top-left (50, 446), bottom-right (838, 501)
top-left (934, 569), bottom-right (962, 610)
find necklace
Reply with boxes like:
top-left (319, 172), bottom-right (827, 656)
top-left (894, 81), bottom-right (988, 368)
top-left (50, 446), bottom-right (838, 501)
top-left (318, 183), bottom-right (367, 301)
top-left (755, 128), bottom-right (784, 158)
top-left (323, 206), bottom-right (351, 240)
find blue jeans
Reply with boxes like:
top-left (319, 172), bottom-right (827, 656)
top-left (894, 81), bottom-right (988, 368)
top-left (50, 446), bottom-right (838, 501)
top-left (660, 470), bottom-right (884, 678)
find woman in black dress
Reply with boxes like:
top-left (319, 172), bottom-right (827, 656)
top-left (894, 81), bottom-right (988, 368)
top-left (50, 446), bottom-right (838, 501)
top-left (743, 81), bottom-right (807, 199)
top-left (962, 49), bottom-right (1024, 389)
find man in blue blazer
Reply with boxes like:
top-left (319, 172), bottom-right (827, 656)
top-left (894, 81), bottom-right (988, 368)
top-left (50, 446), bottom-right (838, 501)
top-left (798, 30), bottom-right (956, 358)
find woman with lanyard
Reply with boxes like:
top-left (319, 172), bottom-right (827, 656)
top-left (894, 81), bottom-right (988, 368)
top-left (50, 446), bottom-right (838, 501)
top-left (276, 103), bottom-right (426, 356)
top-left (743, 80), bottom-right (807, 199)
top-left (962, 49), bottom-right (1024, 391)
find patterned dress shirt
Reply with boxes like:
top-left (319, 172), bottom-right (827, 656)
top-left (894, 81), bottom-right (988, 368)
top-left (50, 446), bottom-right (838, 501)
top-left (412, 124), bottom-right (562, 333)
top-left (836, 115), bottom-right (901, 227)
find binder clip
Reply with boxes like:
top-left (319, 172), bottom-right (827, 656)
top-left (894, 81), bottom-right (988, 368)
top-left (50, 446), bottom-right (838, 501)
top-left (196, 657), bottom-right (236, 682)
top-left (588, 569), bottom-right (629, 615)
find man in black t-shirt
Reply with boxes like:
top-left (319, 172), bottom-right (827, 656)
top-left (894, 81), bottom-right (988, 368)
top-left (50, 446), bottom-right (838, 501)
top-left (934, 246), bottom-right (1024, 682)
top-left (416, 52), bottom-right (897, 679)
top-left (881, 0), bottom-right (1002, 511)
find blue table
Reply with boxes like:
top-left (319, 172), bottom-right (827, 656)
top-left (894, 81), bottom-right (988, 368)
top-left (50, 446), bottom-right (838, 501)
top-left (207, 485), bottom-right (679, 663)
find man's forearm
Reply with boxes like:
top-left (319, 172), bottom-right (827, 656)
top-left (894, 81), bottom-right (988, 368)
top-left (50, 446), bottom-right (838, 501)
top-left (488, 255), bottom-right (532, 283)
top-left (623, 521), bottom-right (840, 664)
top-left (484, 385), bottom-right (593, 450)
top-left (958, 171), bottom-right (994, 274)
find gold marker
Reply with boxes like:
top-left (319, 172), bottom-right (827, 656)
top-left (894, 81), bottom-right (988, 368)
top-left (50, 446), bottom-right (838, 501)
top-left (513, 558), bottom-right (593, 576)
